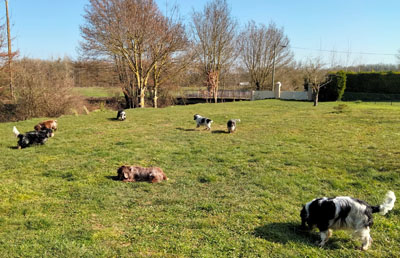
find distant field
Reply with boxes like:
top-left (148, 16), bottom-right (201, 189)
top-left (0, 100), bottom-right (399, 257)
top-left (73, 87), bottom-right (123, 98)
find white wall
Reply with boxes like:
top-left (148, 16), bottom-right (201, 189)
top-left (251, 91), bottom-right (275, 100)
top-left (251, 85), bottom-right (312, 101)
top-left (280, 91), bottom-right (308, 100)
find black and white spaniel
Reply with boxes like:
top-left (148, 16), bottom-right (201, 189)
top-left (194, 114), bottom-right (213, 130)
top-left (117, 110), bottom-right (126, 121)
top-left (13, 126), bottom-right (54, 149)
top-left (227, 119), bottom-right (240, 133)
top-left (300, 191), bottom-right (396, 250)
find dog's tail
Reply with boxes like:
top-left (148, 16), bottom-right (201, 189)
top-left (13, 126), bottom-right (20, 138)
top-left (372, 191), bottom-right (396, 215)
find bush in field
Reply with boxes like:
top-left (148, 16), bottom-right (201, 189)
top-left (13, 58), bottom-right (84, 120)
top-left (319, 71), bottom-right (346, 101)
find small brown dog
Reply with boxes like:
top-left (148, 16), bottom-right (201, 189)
top-left (34, 120), bottom-right (58, 132)
top-left (117, 165), bottom-right (168, 183)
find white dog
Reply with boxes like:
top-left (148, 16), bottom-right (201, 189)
top-left (194, 114), bottom-right (213, 130)
top-left (300, 191), bottom-right (396, 250)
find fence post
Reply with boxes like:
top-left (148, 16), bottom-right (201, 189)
top-left (251, 91), bottom-right (255, 101)
top-left (274, 82), bottom-right (281, 99)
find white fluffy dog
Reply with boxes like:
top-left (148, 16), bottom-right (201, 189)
top-left (300, 191), bottom-right (396, 250)
top-left (194, 114), bottom-right (213, 130)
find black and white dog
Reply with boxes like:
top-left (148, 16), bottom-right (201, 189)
top-left (300, 191), bottom-right (396, 250)
top-left (194, 114), bottom-right (213, 130)
top-left (227, 119), bottom-right (240, 133)
top-left (117, 110), bottom-right (126, 121)
top-left (13, 126), bottom-right (54, 149)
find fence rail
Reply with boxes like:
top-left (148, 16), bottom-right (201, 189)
top-left (183, 90), bottom-right (253, 100)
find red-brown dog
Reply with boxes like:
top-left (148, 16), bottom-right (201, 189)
top-left (117, 165), bottom-right (168, 183)
top-left (34, 120), bottom-right (58, 132)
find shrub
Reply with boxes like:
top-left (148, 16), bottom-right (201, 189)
top-left (319, 71), bottom-right (347, 101)
top-left (13, 58), bottom-right (85, 120)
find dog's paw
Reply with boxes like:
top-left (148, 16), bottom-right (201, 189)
top-left (316, 241), bottom-right (325, 248)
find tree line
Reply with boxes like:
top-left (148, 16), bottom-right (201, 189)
top-left (1, 0), bottom-right (400, 121)
top-left (78, 0), bottom-right (296, 108)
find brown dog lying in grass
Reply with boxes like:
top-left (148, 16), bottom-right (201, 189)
top-left (34, 120), bottom-right (58, 132)
top-left (117, 165), bottom-right (168, 183)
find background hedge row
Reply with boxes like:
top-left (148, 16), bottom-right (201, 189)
top-left (320, 71), bottom-right (400, 101)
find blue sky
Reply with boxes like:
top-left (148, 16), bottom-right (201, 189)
top-left (6, 0), bottom-right (400, 65)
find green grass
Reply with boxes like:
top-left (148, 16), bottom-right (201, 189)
top-left (0, 100), bottom-right (399, 257)
top-left (73, 87), bottom-right (123, 98)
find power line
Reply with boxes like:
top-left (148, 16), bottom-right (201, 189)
top-left (292, 46), bottom-right (397, 57)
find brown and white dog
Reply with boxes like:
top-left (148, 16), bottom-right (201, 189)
top-left (34, 120), bottom-right (58, 132)
top-left (117, 165), bottom-right (168, 183)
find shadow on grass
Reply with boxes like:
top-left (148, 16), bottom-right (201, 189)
top-left (254, 222), bottom-right (346, 249)
top-left (211, 130), bottom-right (229, 134)
top-left (8, 146), bottom-right (19, 149)
top-left (176, 127), bottom-right (196, 132)
top-left (254, 222), bottom-right (315, 246)
top-left (105, 175), bottom-right (120, 181)
top-left (107, 118), bottom-right (120, 121)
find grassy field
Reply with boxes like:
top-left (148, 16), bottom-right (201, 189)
top-left (73, 87), bottom-right (123, 98)
top-left (0, 100), bottom-right (399, 257)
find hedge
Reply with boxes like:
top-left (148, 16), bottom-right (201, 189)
top-left (320, 71), bottom-right (400, 101)
top-left (346, 72), bottom-right (400, 94)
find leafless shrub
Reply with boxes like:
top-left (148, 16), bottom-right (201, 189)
top-left (13, 58), bottom-right (84, 119)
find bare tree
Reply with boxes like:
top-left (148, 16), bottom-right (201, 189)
top-left (5, 0), bottom-right (13, 99)
top-left (192, 0), bottom-right (237, 103)
top-left (303, 57), bottom-right (331, 106)
top-left (149, 6), bottom-right (189, 108)
top-left (80, 0), bottom-right (186, 108)
top-left (239, 21), bottom-right (292, 91)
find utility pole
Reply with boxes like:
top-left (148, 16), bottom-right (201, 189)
top-left (5, 0), bottom-right (14, 100)
top-left (271, 43), bottom-right (276, 92)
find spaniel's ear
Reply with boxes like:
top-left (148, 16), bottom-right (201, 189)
top-left (117, 166), bottom-right (124, 179)
top-left (118, 166), bottom-right (129, 180)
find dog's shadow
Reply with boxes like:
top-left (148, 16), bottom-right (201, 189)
top-left (254, 222), bottom-right (345, 249)
top-left (8, 146), bottom-right (19, 149)
top-left (211, 130), bottom-right (229, 134)
top-left (176, 127), bottom-right (196, 132)
top-left (107, 118), bottom-right (119, 121)
top-left (254, 222), bottom-right (315, 246)
top-left (105, 175), bottom-right (119, 181)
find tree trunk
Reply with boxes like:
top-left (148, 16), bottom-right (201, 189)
top-left (153, 89), bottom-right (158, 108)
top-left (313, 89), bottom-right (319, 106)
top-left (5, 0), bottom-right (14, 100)
top-left (139, 88), bottom-right (145, 108)
top-left (214, 87), bottom-right (218, 103)
top-left (213, 76), bottom-right (219, 103)
top-left (123, 92), bottom-right (134, 108)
